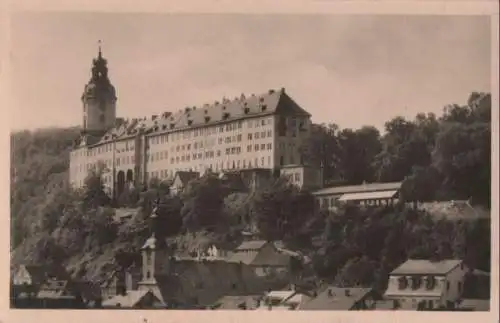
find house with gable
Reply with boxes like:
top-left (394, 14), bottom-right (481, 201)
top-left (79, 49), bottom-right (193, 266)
top-left (169, 171), bottom-right (200, 196)
top-left (384, 259), bottom-right (468, 310)
top-left (228, 240), bottom-right (292, 283)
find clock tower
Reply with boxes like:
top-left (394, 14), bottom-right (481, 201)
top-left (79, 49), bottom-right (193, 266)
top-left (81, 41), bottom-right (117, 133)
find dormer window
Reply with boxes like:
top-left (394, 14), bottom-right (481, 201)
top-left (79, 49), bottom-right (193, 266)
top-left (170, 123), bottom-right (175, 129)
top-left (259, 97), bottom-right (264, 103)
top-left (223, 112), bottom-right (230, 120)
top-left (204, 110), bottom-right (208, 114)
top-left (222, 106), bottom-right (226, 110)
top-left (205, 116), bottom-right (211, 123)
top-left (162, 125), bottom-right (167, 130)
top-left (187, 120), bottom-right (193, 126)
top-left (261, 104), bottom-right (267, 111)
top-left (398, 276), bottom-right (408, 290)
top-left (154, 126), bottom-right (158, 131)
top-left (411, 276), bottom-right (421, 290)
top-left (244, 107), bottom-right (250, 114)
top-left (425, 276), bottom-right (436, 290)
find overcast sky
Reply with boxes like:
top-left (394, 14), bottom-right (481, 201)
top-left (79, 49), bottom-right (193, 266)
top-left (9, 12), bottom-right (491, 132)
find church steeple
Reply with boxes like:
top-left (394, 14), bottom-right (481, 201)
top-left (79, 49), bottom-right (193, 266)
top-left (81, 40), bottom-right (117, 133)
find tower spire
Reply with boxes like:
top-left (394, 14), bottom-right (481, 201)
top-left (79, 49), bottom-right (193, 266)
top-left (98, 40), bottom-right (102, 59)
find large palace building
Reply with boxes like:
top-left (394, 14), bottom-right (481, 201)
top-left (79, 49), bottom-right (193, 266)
top-left (70, 46), bottom-right (323, 197)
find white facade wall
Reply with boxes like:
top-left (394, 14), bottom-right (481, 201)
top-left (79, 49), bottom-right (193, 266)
top-left (69, 113), bottom-right (311, 195)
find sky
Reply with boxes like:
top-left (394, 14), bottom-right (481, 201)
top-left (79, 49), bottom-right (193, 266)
top-left (8, 12), bottom-right (492, 132)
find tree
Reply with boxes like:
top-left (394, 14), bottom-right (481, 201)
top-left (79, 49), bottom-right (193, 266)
top-left (299, 123), bottom-right (340, 183)
top-left (180, 174), bottom-right (228, 232)
top-left (81, 162), bottom-right (111, 211)
top-left (400, 165), bottom-right (440, 208)
top-left (249, 177), bottom-right (314, 241)
top-left (336, 126), bottom-right (381, 184)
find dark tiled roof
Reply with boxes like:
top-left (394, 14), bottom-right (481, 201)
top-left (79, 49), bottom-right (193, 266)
top-left (227, 252), bottom-right (259, 265)
top-left (251, 250), bottom-right (291, 267)
top-left (300, 287), bottom-right (373, 310)
top-left (390, 259), bottom-right (463, 275)
top-left (312, 182), bottom-right (402, 196)
top-left (86, 88), bottom-right (309, 147)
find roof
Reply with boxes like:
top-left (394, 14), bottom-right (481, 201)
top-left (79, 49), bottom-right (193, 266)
top-left (338, 190), bottom-right (398, 202)
top-left (212, 295), bottom-right (261, 310)
top-left (300, 287), bottom-right (373, 310)
top-left (102, 290), bottom-right (153, 308)
top-left (390, 259), bottom-right (463, 275)
top-left (227, 251), bottom-right (259, 265)
top-left (312, 182), bottom-right (402, 196)
top-left (173, 171), bottom-right (200, 186)
top-left (251, 250), bottom-right (291, 267)
top-left (84, 88), bottom-right (310, 147)
top-left (15, 264), bottom-right (69, 284)
top-left (267, 290), bottom-right (296, 300)
top-left (235, 240), bottom-right (269, 251)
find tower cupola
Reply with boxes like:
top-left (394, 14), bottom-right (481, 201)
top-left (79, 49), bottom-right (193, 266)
top-left (81, 41), bottom-right (117, 133)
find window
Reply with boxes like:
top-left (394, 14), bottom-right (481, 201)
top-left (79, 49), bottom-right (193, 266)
top-left (248, 134), bottom-right (253, 140)
top-left (255, 144), bottom-right (259, 151)
top-left (255, 132), bottom-right (260, 139)
top-left (247, 145), bottom-right (252, 152)
top-left (260, 144), bottom-right (265, 150)
top-left (446, 281), bottom-right (450, 290)
top-left (458, 281), bottom-right (462, 293)
top-left (398, 277), bottom-right (408, 290)
top-left (280, 156), bottom-right (284, 166)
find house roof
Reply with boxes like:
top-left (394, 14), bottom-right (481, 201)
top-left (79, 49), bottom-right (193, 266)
top-left (251, 250), bottom-right (291, 267)
top-left (227, 251), bottom-right (259, 265)
top-left (212, 295), bottom-right (261, 310)
top-left (312, 182), bottom-right (402, 197)
top-left (234, 240), bottom-right (269, 251)
top-left (173, 171), bottom-right (200, 186)
top-left (16, 264), bottom-right (69, 284)
top-left (390, 259), bottom-right (463, 275)
top-left (85, 88), bottom-right (310, 147)
top-left (300, 287), bottom-right (373, 310)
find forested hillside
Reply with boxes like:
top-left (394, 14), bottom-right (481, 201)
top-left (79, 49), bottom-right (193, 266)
top-left (10, 92), bottom-right (492, 287)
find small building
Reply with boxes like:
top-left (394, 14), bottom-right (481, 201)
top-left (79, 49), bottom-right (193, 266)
top-left (300, 287), bottom-right (377, 310)
top-left (280, 164), bottom-right (323, 191)
top-left (169, 171), bottom-right (200, 196)
top-left (228, 240), bottom-right (292, 281)
top-left (11, 264), bottom-right (69, 287)
top-left (384, 259), bottom-right (468, 310)
top-left (102, 290), bottom-right (164, 309)
top-left (312, 182), bottom-right (402, 211)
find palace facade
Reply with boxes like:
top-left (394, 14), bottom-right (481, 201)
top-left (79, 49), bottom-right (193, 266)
top-left (69, 47), bottom-right (320, 197)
